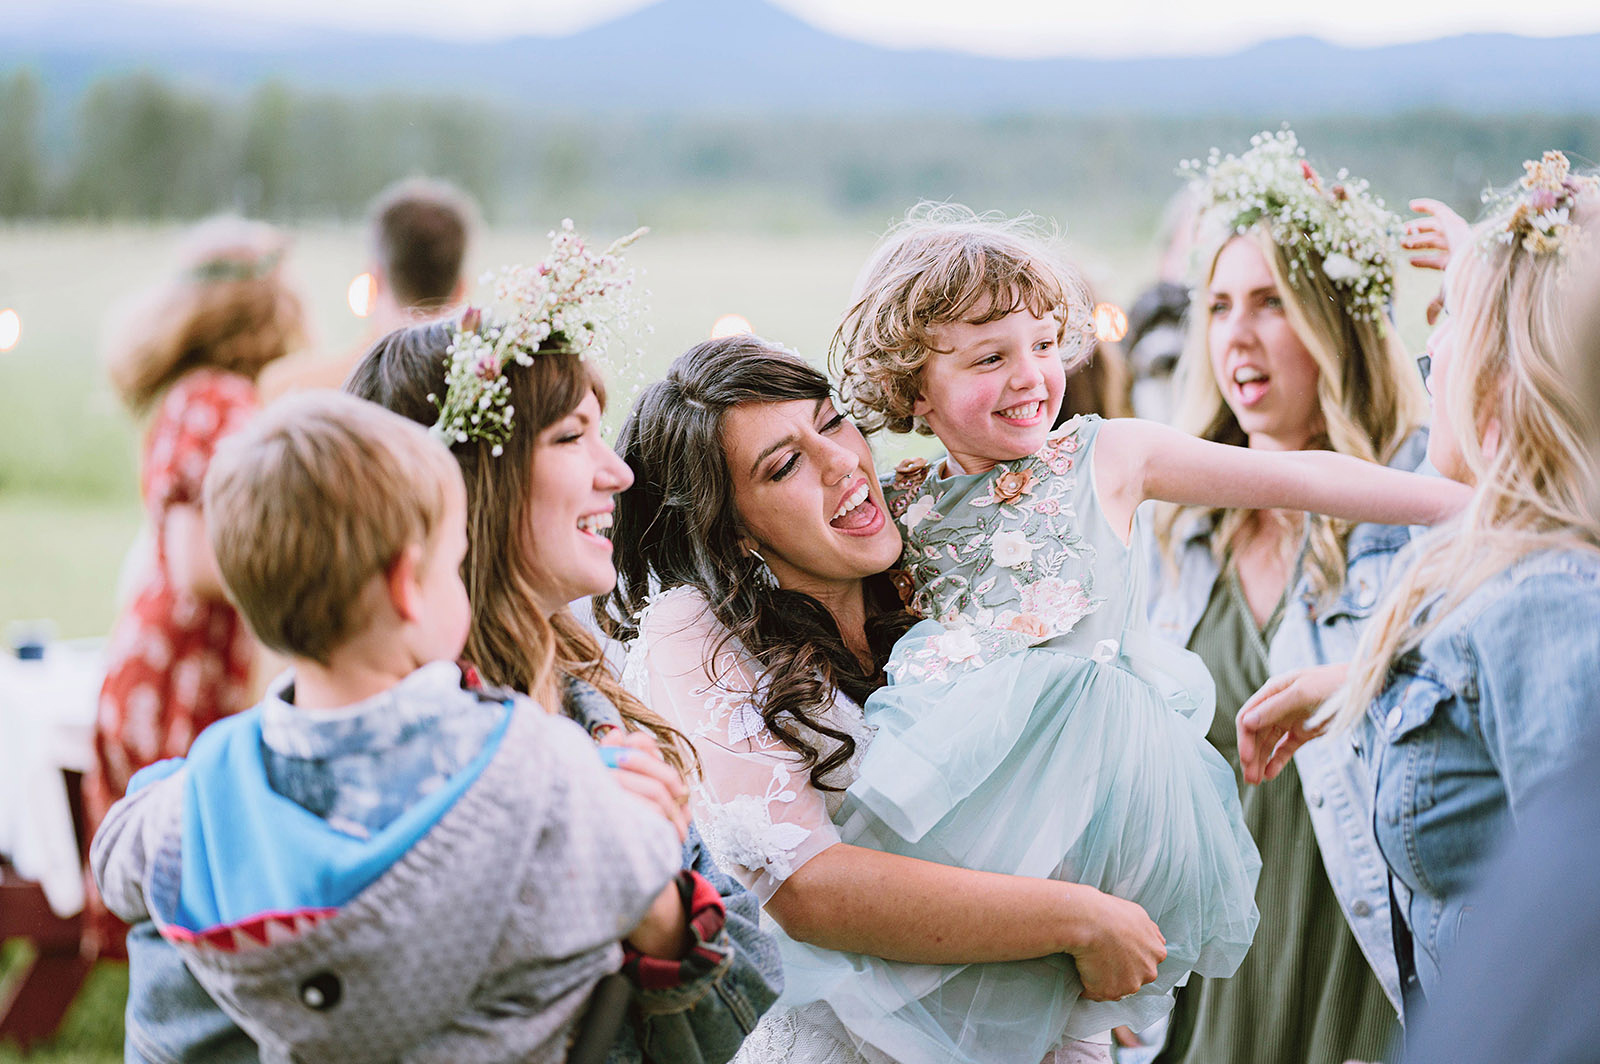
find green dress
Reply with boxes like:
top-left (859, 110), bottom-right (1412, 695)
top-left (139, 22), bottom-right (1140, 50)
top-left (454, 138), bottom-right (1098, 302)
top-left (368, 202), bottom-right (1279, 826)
top-left (1152, 567), bottom-right (1395, 1064)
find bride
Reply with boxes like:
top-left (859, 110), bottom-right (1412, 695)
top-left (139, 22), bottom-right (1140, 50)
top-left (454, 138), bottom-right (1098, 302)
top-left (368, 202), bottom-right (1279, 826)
top-left (604, 335), bottom-right (1166, 1064)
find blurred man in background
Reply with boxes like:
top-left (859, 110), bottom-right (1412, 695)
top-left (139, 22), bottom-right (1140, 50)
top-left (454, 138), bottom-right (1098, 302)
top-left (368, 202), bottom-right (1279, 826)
top-left (260, 177), bottom-right (477, 399)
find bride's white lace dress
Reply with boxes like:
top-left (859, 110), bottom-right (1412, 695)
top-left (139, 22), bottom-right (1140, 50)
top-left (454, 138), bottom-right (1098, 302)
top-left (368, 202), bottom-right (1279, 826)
top-left (622, 586), bottom-right (1110, 1064)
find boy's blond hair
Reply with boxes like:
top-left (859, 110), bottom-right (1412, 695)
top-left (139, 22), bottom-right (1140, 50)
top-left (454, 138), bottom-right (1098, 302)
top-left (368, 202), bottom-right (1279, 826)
top-left (204, 391), bottom-right (463, 664)
top-left (831, 203), bottom-right (1094, 435)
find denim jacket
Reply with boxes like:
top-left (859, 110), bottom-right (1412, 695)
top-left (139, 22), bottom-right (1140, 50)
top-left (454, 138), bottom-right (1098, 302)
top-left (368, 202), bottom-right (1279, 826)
top-left (1358, 546), bottom-right (1600, 998)
top-left (1144, 429), bottom-right (1431, 1019)
top-left (562, 678), bottom-right (784, 1064)
top-left (122, 673), bottom-right (780, 1064)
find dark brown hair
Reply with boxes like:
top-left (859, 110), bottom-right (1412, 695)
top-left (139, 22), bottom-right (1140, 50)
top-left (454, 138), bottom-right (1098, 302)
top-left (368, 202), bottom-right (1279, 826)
top-left (602, 335), bottom-right (917, 791)
top-left (345, 319), bottom-right (692, 775)
top-left (369, 178), bottom-right (476, 310)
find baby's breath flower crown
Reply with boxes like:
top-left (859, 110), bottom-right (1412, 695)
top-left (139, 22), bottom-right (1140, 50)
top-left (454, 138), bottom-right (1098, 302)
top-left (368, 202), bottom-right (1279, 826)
top-left (1182, 128), bottom-right (1400, 321)
top-left (428, 219), bottom-right (647, 455)
top-left (1481, 150), bottom-right (1599, 256)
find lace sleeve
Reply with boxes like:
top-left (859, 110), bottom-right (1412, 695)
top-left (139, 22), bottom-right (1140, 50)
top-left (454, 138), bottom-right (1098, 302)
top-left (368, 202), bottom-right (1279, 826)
top-left (623, 587), bottom-right (843, 904)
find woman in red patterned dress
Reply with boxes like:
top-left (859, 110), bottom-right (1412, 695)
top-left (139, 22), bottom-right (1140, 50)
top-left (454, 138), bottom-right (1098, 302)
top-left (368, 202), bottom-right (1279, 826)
top-left (88, 218), bottom-right (308, 954)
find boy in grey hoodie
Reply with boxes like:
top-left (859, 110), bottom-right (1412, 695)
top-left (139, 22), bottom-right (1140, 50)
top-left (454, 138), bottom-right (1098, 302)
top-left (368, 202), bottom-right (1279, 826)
top-left (92, 392), bottom-right (681, 1064)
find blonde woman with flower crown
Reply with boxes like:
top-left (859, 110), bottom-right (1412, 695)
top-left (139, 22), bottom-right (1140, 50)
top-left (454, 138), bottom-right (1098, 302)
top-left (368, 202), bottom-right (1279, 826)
top-left (1237, 155), bottom-right (1600, 1024)
top-left (1144, 131), bottom-right (1424, 1064)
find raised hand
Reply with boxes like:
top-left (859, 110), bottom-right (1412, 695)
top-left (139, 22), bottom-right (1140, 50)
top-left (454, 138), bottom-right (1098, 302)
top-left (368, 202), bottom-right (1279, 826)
top-left (1236, 663), bottom-right (1349, 785)
top-left (1402, 198), bottom-right (1471, 273)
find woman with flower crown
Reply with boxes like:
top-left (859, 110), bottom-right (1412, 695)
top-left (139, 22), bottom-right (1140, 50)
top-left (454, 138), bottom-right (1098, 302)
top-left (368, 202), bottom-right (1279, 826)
top-left (344, 225), bottom-right (785, 1064)
top-left (1236, 154), bottom-right (1600, 1023)
top-left (1143, 130), bottom-right (1425, 1064)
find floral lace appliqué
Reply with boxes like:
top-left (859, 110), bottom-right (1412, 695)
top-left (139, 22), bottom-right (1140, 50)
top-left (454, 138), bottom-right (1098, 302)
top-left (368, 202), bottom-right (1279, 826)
top-left (883, 418), bottom-right (1106, 644)
top-left (694, 764), bottom-right (813, 881)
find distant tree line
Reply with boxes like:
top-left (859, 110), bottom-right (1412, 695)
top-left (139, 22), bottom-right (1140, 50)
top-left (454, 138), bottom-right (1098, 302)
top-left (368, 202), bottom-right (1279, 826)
top-left (2, 68), bottom-right (1596, 235)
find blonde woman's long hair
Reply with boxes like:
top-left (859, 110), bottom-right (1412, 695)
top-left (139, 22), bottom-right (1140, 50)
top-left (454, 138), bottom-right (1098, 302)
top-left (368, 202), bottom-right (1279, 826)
top-left (105, 217), bottom-right (308, 413)
top-left (1154, 224), bottom-right (1430, 603)
top-left (1339, 201), bottom-right (1600, 728)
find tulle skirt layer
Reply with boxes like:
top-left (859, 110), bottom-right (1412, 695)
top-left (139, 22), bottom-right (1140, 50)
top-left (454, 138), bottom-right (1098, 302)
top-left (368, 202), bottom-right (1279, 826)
top-left (775, 621), bottom-right (1260, 1063)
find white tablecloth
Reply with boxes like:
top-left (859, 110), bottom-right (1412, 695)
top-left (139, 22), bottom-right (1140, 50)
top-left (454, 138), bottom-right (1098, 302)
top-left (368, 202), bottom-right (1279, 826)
top-left (0, 640), bottom-right (103, 917)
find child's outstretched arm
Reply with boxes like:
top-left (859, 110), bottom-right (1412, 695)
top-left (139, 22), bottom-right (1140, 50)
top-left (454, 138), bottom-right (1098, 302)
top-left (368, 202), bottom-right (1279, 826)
top-left (1096, 419), bottom-right (1468, 541)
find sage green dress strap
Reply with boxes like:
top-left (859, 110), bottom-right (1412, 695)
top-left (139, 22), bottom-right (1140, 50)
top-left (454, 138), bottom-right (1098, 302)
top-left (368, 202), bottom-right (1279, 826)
top-left (1151, 566), bottom-right (1395, 1064)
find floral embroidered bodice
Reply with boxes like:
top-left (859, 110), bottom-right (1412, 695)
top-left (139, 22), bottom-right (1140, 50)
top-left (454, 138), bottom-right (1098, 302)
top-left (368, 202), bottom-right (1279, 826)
top-left (882, 415), bottom-right (1142, 680)
top-left (622, 587), bottom-right (874, 905)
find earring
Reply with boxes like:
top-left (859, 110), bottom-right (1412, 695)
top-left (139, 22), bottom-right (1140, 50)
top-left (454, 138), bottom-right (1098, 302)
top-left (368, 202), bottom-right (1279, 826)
top-left (746, 547), bottom-right (780, 590)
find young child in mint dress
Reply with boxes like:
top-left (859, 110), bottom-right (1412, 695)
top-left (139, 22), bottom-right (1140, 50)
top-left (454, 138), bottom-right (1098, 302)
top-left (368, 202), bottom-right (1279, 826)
top-left (799, 205), bottom-right (1469, 1059)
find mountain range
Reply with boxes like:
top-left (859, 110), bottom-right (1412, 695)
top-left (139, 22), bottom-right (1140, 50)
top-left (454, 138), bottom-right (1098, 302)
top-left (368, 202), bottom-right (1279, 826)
top-left (8, 0), bottom-right (1600, 114)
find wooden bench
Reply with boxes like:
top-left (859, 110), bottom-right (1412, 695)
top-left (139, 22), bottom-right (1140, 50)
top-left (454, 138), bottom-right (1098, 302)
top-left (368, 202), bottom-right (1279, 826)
top-left (0, 768), bottom-right (97, 1048)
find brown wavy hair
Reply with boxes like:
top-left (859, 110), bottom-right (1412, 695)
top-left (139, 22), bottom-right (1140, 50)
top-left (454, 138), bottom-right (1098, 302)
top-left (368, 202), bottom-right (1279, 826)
top-left (105, 217), bottom-right (309, 413)
top-left (345, 319), bottom-right (692, 776)
top-left (601, 335), bottom-right (917, 791)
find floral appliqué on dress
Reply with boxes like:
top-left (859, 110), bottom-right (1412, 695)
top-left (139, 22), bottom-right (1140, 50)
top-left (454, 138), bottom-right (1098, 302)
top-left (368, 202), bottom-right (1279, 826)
top-left (881, 419), bottom-right (1107, 683)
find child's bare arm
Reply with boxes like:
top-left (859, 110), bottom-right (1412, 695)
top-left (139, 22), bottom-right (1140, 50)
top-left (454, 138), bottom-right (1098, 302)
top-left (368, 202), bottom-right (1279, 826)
top-left (1096, 418), bottom-right (1468, 540)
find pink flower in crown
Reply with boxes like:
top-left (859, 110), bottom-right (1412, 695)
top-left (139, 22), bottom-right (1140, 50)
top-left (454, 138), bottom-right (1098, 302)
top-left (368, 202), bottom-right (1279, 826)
top-left (1529, 187), bottom-right (1560, 212)
top-left (474, 351), bottom-right (500, 380)
top-left (1019, 577), bottom-right (1093, 630)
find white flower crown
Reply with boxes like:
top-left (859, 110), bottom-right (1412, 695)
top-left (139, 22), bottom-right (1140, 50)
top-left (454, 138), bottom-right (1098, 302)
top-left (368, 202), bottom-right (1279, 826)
top-left (1183, 128), bottom-right (1400, 322)
top-left (1482, 150), bottom-right (1599, 256)
top-left (428, 220), bottom-right (647, 454)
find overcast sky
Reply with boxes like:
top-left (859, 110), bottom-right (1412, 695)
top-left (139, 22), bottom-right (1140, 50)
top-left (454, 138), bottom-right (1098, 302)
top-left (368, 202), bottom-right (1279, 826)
top-left (127, 0), bottom-right (1600, 57)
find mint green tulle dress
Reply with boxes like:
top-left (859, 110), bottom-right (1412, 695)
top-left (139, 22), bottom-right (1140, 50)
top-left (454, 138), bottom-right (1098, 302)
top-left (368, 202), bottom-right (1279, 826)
top-left (776, 416), bottom-right (1261, 1063)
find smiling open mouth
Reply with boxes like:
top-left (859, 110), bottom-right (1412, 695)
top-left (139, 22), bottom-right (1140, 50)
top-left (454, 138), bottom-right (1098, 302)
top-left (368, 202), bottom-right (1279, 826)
top-left (997, 400), bottom-right (1043, 422)
top-left (577, 512), bottom-right (612, 536)
top-left (830, 480), bottom-right (879, 530)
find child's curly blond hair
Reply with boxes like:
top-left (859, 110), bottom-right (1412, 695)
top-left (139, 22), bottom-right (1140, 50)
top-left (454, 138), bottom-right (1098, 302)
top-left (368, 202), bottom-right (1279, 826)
top-left (830, 203), bottom-right (1095, 435)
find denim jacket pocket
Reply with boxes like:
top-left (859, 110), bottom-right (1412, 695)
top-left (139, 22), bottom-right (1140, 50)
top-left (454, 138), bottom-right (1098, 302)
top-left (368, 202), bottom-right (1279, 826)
top-left (1317, 526), bottom-right (1411, 627)
top-left (1371, 670), bottom-right (1454, 901)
